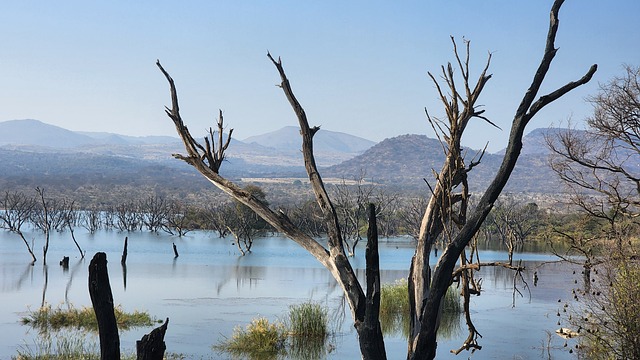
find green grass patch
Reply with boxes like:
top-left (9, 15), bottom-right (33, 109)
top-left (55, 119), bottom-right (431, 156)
top-left (21, 304), bottom-right (155, 333)
top-left (287, 301), bottom-right (328, 339)
top-left (14, 329), bottom-right (186, 360)
top-left (379, 279), bottom-right (461, 339)
top-left (214, 317), bottom-right (287, 359)
top-left (215, 301), bottom-right (334, 359)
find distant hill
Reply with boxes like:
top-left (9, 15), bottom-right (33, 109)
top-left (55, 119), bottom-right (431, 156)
top-left (0, 119), bottom-right (95, 148)
top-left (325, 132), bottom-right (563, 193)
top-left (243, 126), bottom-right (375, 154)
top-left (0, 118), bottom-right (575, 198)
top-left (0, 119), bottom-right (372, 167)
top-left (496, 127), bottom-right (575, 156)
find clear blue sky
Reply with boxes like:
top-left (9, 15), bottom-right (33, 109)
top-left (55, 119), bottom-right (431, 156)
top-left (1, 1), bottom-right (638, 152)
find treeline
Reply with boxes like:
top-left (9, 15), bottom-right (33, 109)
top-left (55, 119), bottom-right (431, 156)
top-left (2, 185), bottom-right (615, 254)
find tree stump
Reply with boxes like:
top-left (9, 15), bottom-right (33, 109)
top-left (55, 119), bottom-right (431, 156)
top-left (59, 256), bottom-right (69, 269)
top-left (88, 252), bottom-right (120, 360)
top-left (137, 318), bottom-right (169, 360)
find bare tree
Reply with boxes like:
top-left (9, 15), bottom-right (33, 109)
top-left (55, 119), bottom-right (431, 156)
top-left (548, 64), bottom-right (640, 252)
top-left (225, 185), bottom-right (272, 255)
top-left (32, 187), bottom-right (53, 266)
top-left (405, 2), bottom-right (595, 356)
top-left (332, 174), bottom-right (375, 256)
top-left (0, 191), bottom-right (37, 263)
top-left (547, 65), bottom-right (640, 358)
top-left (157, 1), bottom-right (595, 357)
top-left (487, 198), bottom-right (540, 264)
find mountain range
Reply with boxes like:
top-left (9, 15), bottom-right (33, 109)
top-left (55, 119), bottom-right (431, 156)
top-left (0, 119), bottom-right (569, 197)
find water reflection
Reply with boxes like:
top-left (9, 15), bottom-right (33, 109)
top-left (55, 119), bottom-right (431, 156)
top-left (0, 231), bottom-right (582, 359)
top-left (64, 258), bottom-right (83, 307)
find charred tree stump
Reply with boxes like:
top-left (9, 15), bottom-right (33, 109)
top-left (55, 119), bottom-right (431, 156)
top-left (137, 318), bottom-right (169, 360)
top-left (59, 256), bottom-right (69, 269)
top-left (88, 252), bottom-right (120, 360)
top-left (358, 203), bottom-right (387, 359)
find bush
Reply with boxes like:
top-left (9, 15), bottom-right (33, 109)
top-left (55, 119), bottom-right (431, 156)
top-left (575, 259), bottom-right (640, 359)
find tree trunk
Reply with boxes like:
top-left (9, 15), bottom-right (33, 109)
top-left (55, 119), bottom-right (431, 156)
top-left (356, 204), bottom-right (386, 359)
top-left (88, 252), bottom-right (120, 360)
top-left (137, 318), bottom-right (169, 360)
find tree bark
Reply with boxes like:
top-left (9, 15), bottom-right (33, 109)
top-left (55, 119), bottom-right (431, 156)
top-left (89, 252), bottom-right (120, 360)
top-left (137, 318), bottom-right (169, 360)
top-left (357, 204), bottom-right (386, 359)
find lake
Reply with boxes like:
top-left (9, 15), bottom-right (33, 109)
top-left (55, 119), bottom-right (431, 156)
top-left (0, 229), bottom-right (580, 359)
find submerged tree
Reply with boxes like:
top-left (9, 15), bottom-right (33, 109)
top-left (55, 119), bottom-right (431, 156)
top-left (157, 1), bottom-right (595, 358)
top-left (0, 191), bottom-right (37, 263)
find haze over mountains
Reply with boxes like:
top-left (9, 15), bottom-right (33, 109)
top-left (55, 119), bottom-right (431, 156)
top-left (0, 119), bottom-right (567, 195)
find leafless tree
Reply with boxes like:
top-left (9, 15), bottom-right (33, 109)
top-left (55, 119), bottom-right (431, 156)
top-left (163, 200), bottom-right (195, 236)
top-left (0, 190), bottom-right (37, 263)
top-left (487, 198), bottom-right (540, 264)
top-left (62, 199), bottom-right (84, 258)
top-left (114, 201), bottom-right (142, 232)
top-left (332, 174), bottom-right (375, 256)
top-left (548, 64), bottom-right (640, 252)
top-left (81, 206), bottom-right (103, 234)
top-left (281, 199), bottom-right (326, 237)
top-left (225, 185), bottom-right (271, 255)
top-left (139, 195), bottom-right (169, 233)
top-left (31, 187), bottom-right (53, 266)
top-left (157, 1), bottom-right (595, 357)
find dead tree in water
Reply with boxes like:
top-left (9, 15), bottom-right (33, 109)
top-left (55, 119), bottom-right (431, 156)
top-left (158, 57), bottom-right (387, 358)
top-left (88, 252), bottom-right (120, 360)
top-left (137, 318), bottom-right (170, 360)
top-left (157, 1), bottom-right (595, 358)
top-left (0, 191), bottom-right (37, 263)
top-left (406, 3), bottom-right (596, 357)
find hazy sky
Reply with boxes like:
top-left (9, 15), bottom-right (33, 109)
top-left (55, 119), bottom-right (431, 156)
top-left (1, 1), bottom-right (638, 152)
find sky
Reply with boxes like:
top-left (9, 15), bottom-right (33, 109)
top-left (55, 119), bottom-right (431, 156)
top-left (0, 1), bottom-right (638, 152)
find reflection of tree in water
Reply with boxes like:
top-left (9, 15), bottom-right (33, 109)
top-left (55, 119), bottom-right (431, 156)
top-left (64, 258), bottom-right (84, 307)
top-left (9, 263), bottom-right (35, 291)
top-left (379, 282), bottom-right (462, 340)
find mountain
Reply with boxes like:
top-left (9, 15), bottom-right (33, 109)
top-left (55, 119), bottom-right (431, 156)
top-left (325, 132), bottom-right (562, 193)
top-left (0, 119), bottom-right (372, 167)
top-left (0, 119), bottom-right (95, 148)
top-left (0, 118), bottom-right (572, 196)
top-left (243, 126), bottom-right (375, 154)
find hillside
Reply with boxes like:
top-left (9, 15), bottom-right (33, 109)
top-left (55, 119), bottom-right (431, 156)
top-left (325, 132), bottom-right (563, 193)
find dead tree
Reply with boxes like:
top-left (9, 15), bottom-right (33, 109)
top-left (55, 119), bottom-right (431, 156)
top-left (137, 318), bottom-right (170, 360)
top-left (406, 2), bottom-right (596, 358)
top-left (157, 57), bottom-right (386, 358)
top-left (157, 1), bottom-right (594, 358)
top-left (0, 191), bottom-right (37, 263)
top-left (88, 252), bottom-right (120, 360)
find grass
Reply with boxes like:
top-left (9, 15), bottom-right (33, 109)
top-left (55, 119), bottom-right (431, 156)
top-left (215, 301), bottom-right (333, 359)
top-left (214, 317), bottom-right (287, 359)
top-left (14, 329), bottom-right (187, 360)
top-left (287, 301), bottom-right (328, 338)
top-left (379, 279), bottom-right (461, 339)
top-left (21, 303), bottom-right (156, 333)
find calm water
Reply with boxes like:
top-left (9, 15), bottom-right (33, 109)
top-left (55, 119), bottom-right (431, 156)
top-left (0, 229), bottom-right (580, 359)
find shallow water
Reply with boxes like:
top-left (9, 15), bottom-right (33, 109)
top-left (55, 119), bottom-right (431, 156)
top-left (0, 229), bottom-right (580, 359)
